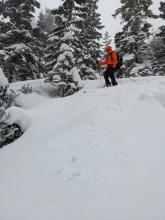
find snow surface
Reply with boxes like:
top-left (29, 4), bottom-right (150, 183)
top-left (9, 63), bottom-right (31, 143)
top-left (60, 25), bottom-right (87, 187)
top-left (6, 106), bottom-right (30, 132)
top-left (4, 43), bottom-right (30, 52)
top-left (0, 76), bottom-right (165, 220)
top-left (0, 67), bottom-right (8, 87)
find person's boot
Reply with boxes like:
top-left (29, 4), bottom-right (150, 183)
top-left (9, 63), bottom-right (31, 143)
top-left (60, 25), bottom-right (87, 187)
top-left (106, 83), bottom-right (111, 87)
top-left (111, 79), bottom-right (117, 86)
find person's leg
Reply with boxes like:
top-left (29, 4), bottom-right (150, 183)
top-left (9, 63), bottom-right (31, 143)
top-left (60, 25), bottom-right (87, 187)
top-left (104, 69), bottom-right (111, 87)
top-left (109, 67), bottom-right (118, 86)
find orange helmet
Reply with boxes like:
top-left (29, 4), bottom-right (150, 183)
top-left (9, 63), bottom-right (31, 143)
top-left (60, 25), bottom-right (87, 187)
top-left (105, 45), bottom-right (112, 52)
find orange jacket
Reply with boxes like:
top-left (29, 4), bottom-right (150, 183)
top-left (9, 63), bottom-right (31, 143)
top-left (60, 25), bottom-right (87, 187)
top-left (98, 47), bottom-right (118, 68)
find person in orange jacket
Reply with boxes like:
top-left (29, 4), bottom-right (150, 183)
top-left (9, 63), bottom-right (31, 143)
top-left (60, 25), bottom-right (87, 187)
top-left (98, 45), bottom-right (118, 87)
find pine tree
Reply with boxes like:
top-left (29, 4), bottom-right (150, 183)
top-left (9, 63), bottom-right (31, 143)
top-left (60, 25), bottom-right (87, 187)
top-left (0, 1), bottom-right (8, 65)
top-left (100, 31), bottom-right (111, 58)
top-left (33, 9), bottom-right (55, 78)
top-left (45, 0), bottom-right (83, 97)
top-left (102, 31), bottom-right (111, 47)
top-left (151, 1), bottom-right (165, 75)
top-left (79, 0), bottom-right (104, 79)
top-left (160, 1), bottom-right (165, 19)
top-left (38, 9), bottom-right (55, 34)
top-left (113, 0), bottom-right (157, 77)
top-left (0, 0), bottom-right (43, 82)
top-left (44, 0), bottom-right (104, 95)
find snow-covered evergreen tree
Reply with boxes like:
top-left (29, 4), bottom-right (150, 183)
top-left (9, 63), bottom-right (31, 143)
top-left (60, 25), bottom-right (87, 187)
top-left (32, 26), bottom-right (46, 77)
top-left (102, 31), bottom-right (111, 47)
top-left (45, 0), bottom-right (83, 97)
top-left (113, 0), bottom-right (157, 77)
top-left (38, 9), bottom-right (55, 34)
top-left (0, 67), bottom-right (22, 148)
top-left (0, 1), bottom-right (7, 67)
top-left (76, 0), bottom-right (104, 79)
top-left (36, 9), bottom-right (56, 68)
top-left (33, 9), bottom-right (55, 78)
top-left (0, 0), bottom-right (43, 82)
top-left (45, 0), bottom-right (104, 86)
top-left (151, 1), bottom-right (165, 75)
top-left (160, 1), bottom-right (165, 19)
top-left (100, 31), bottom-right (112, 58)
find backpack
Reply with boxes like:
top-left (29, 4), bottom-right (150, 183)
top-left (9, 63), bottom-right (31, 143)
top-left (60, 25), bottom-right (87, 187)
top-left (111, 51), bottom-right (123, 71)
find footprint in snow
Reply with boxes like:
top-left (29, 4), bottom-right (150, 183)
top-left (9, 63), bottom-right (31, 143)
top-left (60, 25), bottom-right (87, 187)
top-left (114, 150), bottom-right (127, 158)
top-left (68, 171), bottom-right (82, 181)
top-left (71, 156), bottom-right (79, 162)
top-left (91, 143), bottom-right (101, 150)
top-left (55, 169), bottom-right (63, 175)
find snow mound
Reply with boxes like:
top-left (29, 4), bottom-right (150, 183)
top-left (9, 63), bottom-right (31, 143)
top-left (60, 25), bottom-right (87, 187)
top-left (6, 106), bottom-right (30, 132)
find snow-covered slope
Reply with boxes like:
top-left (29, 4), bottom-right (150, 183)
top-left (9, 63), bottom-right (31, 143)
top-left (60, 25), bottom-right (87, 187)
top-left (0, 77), bottom-right (165, 220)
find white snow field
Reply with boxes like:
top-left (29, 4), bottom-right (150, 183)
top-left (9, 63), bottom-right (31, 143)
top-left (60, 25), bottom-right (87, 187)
top-left (0, 76), bottom-right (165, 220)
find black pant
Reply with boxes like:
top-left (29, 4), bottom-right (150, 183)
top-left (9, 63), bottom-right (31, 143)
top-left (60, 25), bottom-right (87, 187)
top-left (104, 66), bottom-right (117, 86)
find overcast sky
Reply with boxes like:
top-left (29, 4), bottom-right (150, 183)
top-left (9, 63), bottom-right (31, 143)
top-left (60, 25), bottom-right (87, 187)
top-left (38, 0), bottom-right (163, 47)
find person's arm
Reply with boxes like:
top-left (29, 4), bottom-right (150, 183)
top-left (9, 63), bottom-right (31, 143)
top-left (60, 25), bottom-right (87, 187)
top-left (112, 52), bottom-right (117, 68)
top-left (98, 59), bottom-right (107, 65)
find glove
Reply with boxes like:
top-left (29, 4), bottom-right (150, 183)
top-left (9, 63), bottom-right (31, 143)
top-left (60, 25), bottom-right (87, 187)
top-left (96, 60), bottom-right (100, 65)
